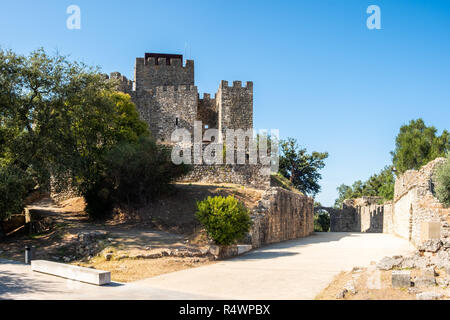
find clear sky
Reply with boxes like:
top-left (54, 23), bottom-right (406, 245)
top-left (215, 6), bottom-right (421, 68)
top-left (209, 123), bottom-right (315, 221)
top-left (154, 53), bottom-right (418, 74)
top-left (1, 0), bottom-right (449, 206)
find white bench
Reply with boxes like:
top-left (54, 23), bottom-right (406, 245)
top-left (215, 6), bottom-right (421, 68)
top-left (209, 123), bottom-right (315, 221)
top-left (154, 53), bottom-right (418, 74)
top-left (31, 260), bottom-right (111, 286)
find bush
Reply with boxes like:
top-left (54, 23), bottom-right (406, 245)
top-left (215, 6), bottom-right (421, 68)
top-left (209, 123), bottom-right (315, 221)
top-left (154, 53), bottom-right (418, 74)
top-left (82, 136), bottom-right (191, 219)
top-left (314, 211), bottom-right (330, 232)
top-left (195, 196), bottom-right (252, 245)
top-left (0, 166), bottom-right (33, 221)
top-left (434, 155), bottom-right (450, 207)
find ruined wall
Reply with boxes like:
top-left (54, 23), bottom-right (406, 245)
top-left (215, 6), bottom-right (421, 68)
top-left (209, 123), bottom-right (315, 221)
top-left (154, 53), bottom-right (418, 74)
top-left (179, 164), bottom-right (271, 190)
top-left (249, 187), bottom-right (314, 248)
top-left (330, 197), bottom-right (387, 233)
top-left (330, 158), bottom-right (450, 247)
top-left (134, 57), bottom-right (194, 90)
top-left (393, 157), bottom-right (449, 245)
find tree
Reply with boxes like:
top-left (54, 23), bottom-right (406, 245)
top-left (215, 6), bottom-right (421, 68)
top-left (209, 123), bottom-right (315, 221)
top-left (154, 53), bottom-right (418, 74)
top-left (434, 154), bottom-right (450, 207)
top-left (279, 138), bottom-right (328, 196)
top-left (314, 202), bottom-right (330, 232)
top-left (334, 166), bottom-right (395, 208)
top-left (0, 48), bottom-right (154, 217)
top-left (391, 119), bottom-right (449, 174)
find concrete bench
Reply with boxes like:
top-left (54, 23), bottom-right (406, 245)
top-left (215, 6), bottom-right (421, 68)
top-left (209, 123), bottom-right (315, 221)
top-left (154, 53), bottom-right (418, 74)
top-left (31, 260), bottom-right (111, 286)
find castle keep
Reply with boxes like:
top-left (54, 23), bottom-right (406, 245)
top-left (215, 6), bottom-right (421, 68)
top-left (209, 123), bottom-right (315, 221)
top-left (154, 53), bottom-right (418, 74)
top-left (110, 53), bottom-right (253, 142)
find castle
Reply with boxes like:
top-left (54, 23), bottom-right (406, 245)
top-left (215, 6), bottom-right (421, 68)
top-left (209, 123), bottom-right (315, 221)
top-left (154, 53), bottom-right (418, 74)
top-left (110, 53), bottom-right (253, 143)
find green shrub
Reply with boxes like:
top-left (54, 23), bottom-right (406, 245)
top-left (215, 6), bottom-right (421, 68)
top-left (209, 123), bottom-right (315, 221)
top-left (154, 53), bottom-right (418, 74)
top-left (0, 166), bottom-right (33, 220)
top-left (195, 196), bottom-right (252, 245)
top-left (82, 136), bottom-right (191, 219)
top-left (314, 211), bottom-right (330, 232)
top-left (434, 155), bottom-right (450, 207)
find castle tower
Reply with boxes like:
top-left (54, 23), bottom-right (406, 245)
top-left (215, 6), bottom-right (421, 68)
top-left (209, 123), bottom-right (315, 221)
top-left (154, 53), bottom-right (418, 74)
top-left (134, 53), bottom-right (194, 90)
top-left (217, 80), bottom-right (253, 135)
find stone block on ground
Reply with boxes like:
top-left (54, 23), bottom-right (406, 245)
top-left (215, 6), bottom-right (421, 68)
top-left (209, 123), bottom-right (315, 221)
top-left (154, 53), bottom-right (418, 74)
top-left (418, 240), bottom-right (442, 253)
top-left (414, 275), bottom-right (436, 288)
top-left (377, 256), bottom-right (403, 270)
top-left (392, 270), bottom-right (411, 288)
top-left (416, 292), bottom-right (443, 300)
top-left (420, 222), bottom-right (441, 242)
top-left (31, 260), bottom-right (111, 285)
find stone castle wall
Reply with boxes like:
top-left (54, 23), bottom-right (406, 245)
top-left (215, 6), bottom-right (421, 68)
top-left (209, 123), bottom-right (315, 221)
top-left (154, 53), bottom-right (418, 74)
top-left (134, 57), bottom-right (194, 90)
top-left (217, 80), bottom-right (253, 134)
top-left (331, 157), bottom-right (450, 247)
top-left (179, 164), bottom-right (271, 190)
top-left (133, 85), bottom-right (198, 142)
top-left (249, 187), bottom-right (314, 248)
top-left (330, 197), bottom-right (387, 233)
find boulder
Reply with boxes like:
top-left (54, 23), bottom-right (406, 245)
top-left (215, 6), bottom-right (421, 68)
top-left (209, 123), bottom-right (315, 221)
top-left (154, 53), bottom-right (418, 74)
top-left (418, 240), bottom-right (442, 253)
top-left (392, 270), bottom-right (411, 288)
top-left (343, 280), bottom-right (357, 295)
top-left (377, 256), bottom-right (403, 270)
top-left (414, 275), bottom-right (436, 288)
top-left (416, 292), bottom-right (443, 300)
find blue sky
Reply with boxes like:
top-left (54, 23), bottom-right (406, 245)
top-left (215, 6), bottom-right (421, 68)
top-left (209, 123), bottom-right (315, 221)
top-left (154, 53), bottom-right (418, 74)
top-left (1, 0), bottom-right (449, 206)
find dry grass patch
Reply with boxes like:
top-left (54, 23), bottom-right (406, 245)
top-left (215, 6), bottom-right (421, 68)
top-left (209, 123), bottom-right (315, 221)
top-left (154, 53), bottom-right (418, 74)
top-left (75, 256), bottom-right (214, 282)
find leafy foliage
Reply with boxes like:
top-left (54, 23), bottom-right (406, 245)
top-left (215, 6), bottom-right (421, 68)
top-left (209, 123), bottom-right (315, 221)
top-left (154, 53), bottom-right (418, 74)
top-left (102, 137), bottom-right (190, 209)
top-left (313, 202), bottom-right (330, 232)
top-left (392, 119), bottom-right (449, 174)
top-left (195, 196), bottom-right (252, 245)
top-left (434, 155), bottom-right (450, 207)
top-left (0, 166), bottom-right (34, 220)
top-left (0, 48), bottom-right (187, 219)
top-left (279, 138), bottom-right (328, 197)
top-left (334, 166), bottom-right (395, 208)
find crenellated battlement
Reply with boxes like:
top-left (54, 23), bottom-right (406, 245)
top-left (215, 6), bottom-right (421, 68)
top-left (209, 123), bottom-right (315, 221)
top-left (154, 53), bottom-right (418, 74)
top-left (109, 72), bottom-right (133, 93)
top-left (113, 52), bottom-right (252, 142)
top-left (199, 93), bottom-right (216, 100)
top-left (134, 53), bottom-right (194, 91)
top-left (220, 80), bottom-right (253, 90)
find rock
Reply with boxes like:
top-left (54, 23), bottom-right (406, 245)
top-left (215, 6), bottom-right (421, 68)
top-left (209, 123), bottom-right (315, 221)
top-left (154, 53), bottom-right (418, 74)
top-left (418, 240), bottom-right (442, 253)
top-left (63, 256), bottom-right (71, 262)
top-left (416, 292), bottom-right (443, 300)
top-left (414, 276), bottom-right (436, 288)
top-left (430, 250), bottom-right (449, 268)
top-left (343, 280), bottom-right (357, 295)
top-left (408, 287), bottom-right (420, 294)
top-left (352, 266), bottom-right (364, 273)
top-left (336, 289), bottom-right (347, 299)
top-left (442, 239), bottom-right (450, 249)
top-left (377, 256), bottom-right (403, 270)
top-left (436, 277), bottom-right (450, 288)
top-left (104, 253), bottom-right (113, 261)
top-left (392, 270), bottom-right (411, 288)
top-left (422, 266), bottom-right (437, 277)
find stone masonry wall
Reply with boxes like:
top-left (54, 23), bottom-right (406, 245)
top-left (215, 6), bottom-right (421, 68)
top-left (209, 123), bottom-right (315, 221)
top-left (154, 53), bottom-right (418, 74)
top-left (249, 187), bottom-right (314, 248)
top-left (179, 164), bottom-right (271, 190)
top-left (217, 80), bottom-right (253, 136)
top-left (393, 157), bottom-right (450, 245)
top-left (330, 197), bottom-right (387, 233)
top-left (331, 157), bottom-right (450, 247)
top-left (134, 57), bottom-right (194, 90)
top-left (133, 85), bottom-right (198, 142)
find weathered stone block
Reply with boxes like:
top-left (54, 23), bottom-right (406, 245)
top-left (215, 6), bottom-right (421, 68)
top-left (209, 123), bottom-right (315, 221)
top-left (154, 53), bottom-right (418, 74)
top-left (414, 275), bottom-right (436, 288)
top-left (416, 292), bottom-right (443, 300)
top-left (392, 270), bottom-right (411, 288)
top-left (420, 222), bottom-right (441, 242)
top-left (377, 256), bottom-right (403, 270)
top-left (31, 260), bottom-right (111, 285)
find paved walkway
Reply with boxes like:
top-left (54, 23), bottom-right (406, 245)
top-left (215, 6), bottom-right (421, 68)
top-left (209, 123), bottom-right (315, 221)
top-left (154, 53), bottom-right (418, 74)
top-left (0, 232), bottom-right (415, 300)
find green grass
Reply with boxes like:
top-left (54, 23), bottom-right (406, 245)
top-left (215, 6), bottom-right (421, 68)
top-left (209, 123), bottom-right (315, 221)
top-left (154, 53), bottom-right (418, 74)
top-left (270, 173), bottom-right (303, 194)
